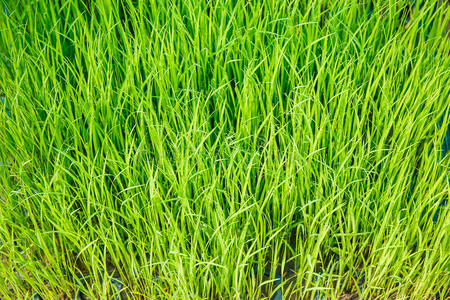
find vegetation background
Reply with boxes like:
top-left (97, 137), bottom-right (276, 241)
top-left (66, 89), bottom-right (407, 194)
top-left (0, 0), bottom-right (448, 299)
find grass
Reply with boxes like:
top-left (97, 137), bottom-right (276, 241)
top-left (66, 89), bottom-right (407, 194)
top-left (0, 0), bottom-right (449, 299)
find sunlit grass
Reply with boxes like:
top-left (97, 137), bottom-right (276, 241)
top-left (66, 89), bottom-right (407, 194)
top-left (0, 0), bottom-right (449, 299)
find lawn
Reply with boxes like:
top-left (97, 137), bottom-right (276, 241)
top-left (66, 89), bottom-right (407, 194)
top-left (0, 0), bottom-right (449, 299)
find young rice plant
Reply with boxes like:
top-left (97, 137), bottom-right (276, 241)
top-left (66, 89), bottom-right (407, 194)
top-left (0, 0), bottom-right (449, 299)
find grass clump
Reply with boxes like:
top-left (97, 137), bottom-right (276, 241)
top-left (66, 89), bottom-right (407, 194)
top-left (0, 0), bottom-right (449, 299)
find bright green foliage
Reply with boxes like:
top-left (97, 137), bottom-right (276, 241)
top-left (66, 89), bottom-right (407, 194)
top-left (0, 0), bottom-right (449, 299)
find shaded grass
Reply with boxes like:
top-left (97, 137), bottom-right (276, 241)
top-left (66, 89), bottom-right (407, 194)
top-left (0, 0), bottom-right (449, 299)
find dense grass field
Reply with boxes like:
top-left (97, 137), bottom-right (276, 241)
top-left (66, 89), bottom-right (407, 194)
top-left (0, 0), bottom-right (449, 299)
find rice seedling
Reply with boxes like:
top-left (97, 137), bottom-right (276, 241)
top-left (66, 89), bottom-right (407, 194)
top-left (0, 0), bottom-right (448, 299)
